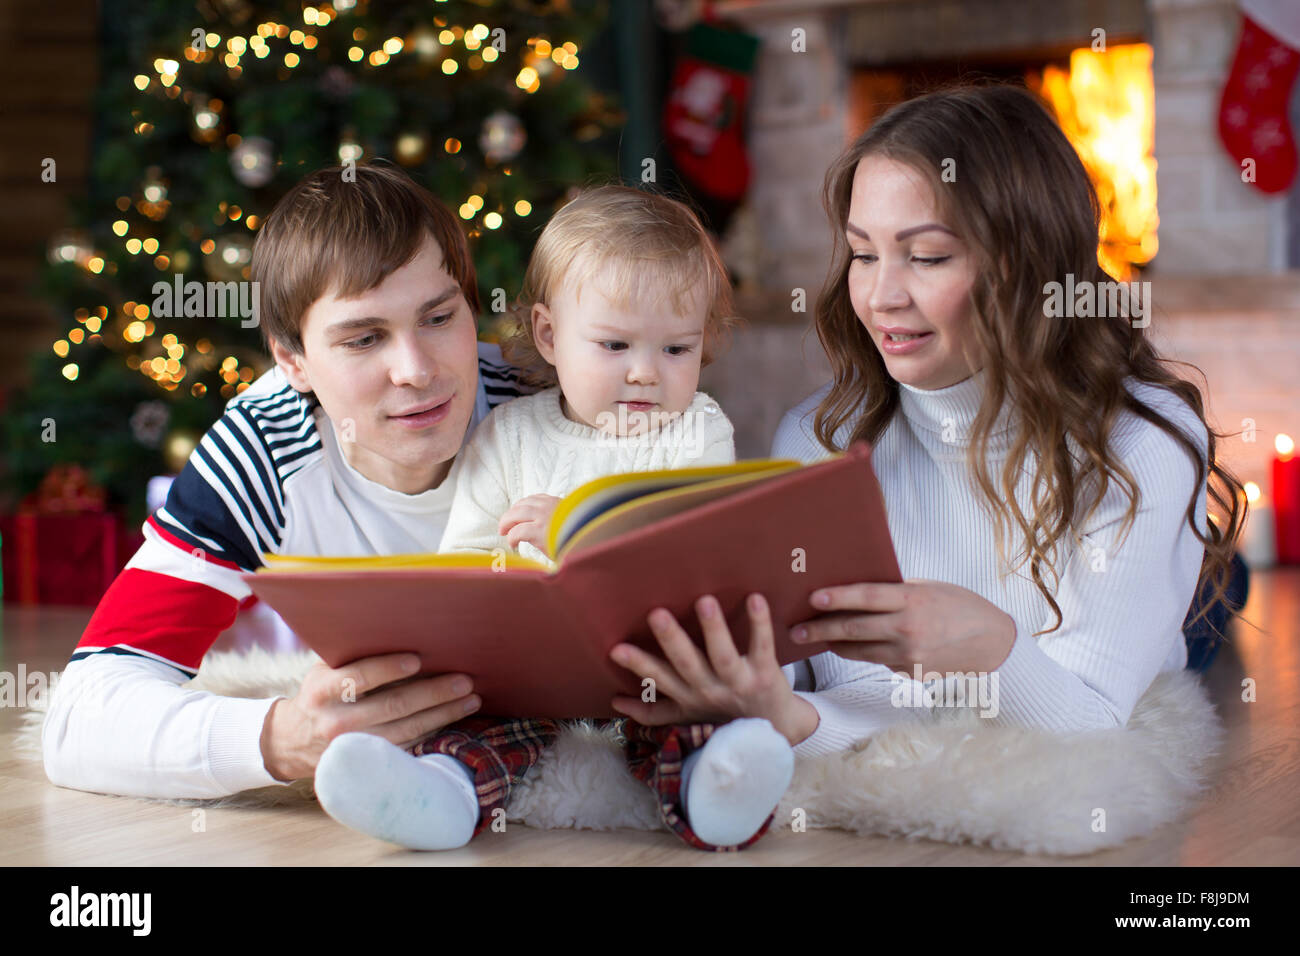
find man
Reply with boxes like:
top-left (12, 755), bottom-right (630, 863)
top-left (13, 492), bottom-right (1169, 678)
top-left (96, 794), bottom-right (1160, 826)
top-left (42, 163), bottom-right (529, 797)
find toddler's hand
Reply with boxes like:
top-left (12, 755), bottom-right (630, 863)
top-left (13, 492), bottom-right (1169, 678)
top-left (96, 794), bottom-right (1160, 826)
top-left (499, 494), bottom-right (562, 557)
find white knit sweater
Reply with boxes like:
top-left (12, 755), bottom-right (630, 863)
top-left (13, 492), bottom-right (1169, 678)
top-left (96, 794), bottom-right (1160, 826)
top-left (439, 386), bottom-right (736, 561)
top-left (774, 368), bottom-right (1207, 757)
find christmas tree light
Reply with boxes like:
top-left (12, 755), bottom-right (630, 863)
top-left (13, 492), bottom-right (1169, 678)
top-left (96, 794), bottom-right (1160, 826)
top-left (7, 0), bottom-right (621, 521)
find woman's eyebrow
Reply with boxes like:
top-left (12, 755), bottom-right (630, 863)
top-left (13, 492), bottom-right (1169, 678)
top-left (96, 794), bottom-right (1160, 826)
top-left (846, 222), bottom-right (956, 241)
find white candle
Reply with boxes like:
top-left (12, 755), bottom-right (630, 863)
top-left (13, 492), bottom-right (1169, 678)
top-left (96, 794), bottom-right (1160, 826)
top-left (1240, 481), bottom-right (1275, 570)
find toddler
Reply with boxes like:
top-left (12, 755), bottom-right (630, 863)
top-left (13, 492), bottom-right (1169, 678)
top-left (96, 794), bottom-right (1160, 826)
top-left (314, 185), bottom-right (795, 852)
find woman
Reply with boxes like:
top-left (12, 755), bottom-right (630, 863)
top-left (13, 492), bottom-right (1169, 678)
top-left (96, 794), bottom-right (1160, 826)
top-left (609, 84), bottom-right (1245, 755)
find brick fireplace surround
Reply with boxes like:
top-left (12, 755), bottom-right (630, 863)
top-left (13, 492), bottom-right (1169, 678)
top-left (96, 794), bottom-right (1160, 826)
top-left (697, 0), bottom-right (1299, 499)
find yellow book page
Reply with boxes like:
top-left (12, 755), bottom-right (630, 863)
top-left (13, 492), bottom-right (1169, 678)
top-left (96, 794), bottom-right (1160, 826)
top-left (547, 456), bottom-right (807, 559)
top-left (258, 551), bottom-right (552, 574)
top-left (554, 464), bottom-right (812, 560)
top-left (259, 457), bottom-right (811, 574)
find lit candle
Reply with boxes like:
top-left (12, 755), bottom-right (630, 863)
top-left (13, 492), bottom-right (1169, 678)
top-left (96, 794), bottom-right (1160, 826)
top-left (1240, 481), bottom-right (1275, 570)
top-left (1274, 434), bottom-right (1300, 565)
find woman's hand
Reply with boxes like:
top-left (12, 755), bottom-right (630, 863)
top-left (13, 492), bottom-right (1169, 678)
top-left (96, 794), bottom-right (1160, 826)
top-left (790, 579), bottom-right (1017, 675)
top-left (609, 593), bottom-right (820, 747)
top-left (499, 493), bottom-right (562, 557)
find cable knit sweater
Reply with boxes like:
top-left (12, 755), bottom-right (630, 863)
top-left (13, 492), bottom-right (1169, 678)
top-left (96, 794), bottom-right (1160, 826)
top-left (438, 386), bottom-right (736, 561)
top-left (775, 368), bottom-right (1207, 757)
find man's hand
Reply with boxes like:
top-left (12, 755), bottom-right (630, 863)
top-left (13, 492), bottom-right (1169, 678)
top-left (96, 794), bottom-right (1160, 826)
top-left (499, 493), bottom-right (562, 557)
top-left (259, 653), bottom-right (480, 782)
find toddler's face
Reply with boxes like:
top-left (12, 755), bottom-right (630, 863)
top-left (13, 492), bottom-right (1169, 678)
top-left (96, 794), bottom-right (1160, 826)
top-left (533, 277), bottom-right (707, 437)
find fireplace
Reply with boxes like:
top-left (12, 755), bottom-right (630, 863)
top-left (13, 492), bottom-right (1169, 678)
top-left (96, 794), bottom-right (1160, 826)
top-left (696, 0), bottom-right (1298, 499)
top-left (848, 40), bottom-right (1159, 281)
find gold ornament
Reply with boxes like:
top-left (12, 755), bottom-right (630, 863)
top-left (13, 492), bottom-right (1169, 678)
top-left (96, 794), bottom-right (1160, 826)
top-left (142, 166), bottom-right (168, 203)
top-left (48, 229), bottom-right (94, 267)
top-left (192, 97), bottom-right (222, 143)
top-left (411, 25), bottom-right (440, 61)
top-left (230, 136), bottom-right (274, 187)
top-left (479, 111), bottom-right (526, 163)
top-left (204, 233), bottom-right (253, 281)
top-left (162, 428), bottom-right (200, 473)
top-left (395, 131), bottom-right (430, 165)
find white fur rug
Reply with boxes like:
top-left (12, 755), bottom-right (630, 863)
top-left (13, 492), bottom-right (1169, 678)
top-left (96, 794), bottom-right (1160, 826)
top-left (16, 646), bottom-right (1224, 855)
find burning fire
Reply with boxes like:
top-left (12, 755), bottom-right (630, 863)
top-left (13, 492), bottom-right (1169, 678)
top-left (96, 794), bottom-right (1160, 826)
top-left (1035, 43), bottom-right (1158, 282)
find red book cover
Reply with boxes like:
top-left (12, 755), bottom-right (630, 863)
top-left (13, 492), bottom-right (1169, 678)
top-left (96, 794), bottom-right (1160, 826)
top-left (245, 441), bottom-right (900, 717)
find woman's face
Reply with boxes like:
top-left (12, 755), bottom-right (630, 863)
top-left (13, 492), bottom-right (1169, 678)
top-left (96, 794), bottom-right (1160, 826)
top-left (845, 154), bottom-right (982, 390)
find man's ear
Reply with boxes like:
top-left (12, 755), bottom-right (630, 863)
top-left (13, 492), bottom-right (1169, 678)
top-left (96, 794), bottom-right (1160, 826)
top-left (269, 336), bottom-right (313, 394)
top-left (531, 303), bottom-right (557, 365)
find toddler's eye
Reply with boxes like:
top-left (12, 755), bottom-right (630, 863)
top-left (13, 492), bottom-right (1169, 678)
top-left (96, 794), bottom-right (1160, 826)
top-left (601, 341), bottom-right (628, 352)
top-left (665, 345), bottom-right (693, 356)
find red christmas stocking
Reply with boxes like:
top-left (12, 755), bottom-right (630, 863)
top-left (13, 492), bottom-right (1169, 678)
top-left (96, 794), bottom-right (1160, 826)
top-left (1218, 0), bottom-right (1300, 194)
top-left (663, 22), bottom-right (759, 203)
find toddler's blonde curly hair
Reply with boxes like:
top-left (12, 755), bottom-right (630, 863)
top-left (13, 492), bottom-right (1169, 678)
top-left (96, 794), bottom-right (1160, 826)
top-left (500, 185), bottom-right (741, 387)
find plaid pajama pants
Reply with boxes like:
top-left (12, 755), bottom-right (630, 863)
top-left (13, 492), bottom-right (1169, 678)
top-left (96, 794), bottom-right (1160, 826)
top-left (409, 715), bottom-right (776, 851)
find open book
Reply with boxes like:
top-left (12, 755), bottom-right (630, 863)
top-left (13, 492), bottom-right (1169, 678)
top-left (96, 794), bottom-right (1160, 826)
top-left (244, 440), bottom-right (900, 717)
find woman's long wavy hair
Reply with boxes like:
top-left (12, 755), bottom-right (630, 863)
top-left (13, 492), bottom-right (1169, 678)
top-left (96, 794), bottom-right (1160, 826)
top-left (814, 83), bottom-right (1246, 636)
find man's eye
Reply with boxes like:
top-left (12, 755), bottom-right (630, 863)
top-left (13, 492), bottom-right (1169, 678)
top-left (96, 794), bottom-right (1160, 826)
top-left (601, 341), bottom-right (628, 352)
top-left (344, 334), bottom-right (378, 350)
top-left (423, 312), bottom-right (453, 326)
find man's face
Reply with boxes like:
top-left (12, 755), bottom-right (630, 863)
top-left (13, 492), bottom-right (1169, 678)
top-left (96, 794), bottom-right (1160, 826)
top-left (270, 233), bottom-right (480, 494)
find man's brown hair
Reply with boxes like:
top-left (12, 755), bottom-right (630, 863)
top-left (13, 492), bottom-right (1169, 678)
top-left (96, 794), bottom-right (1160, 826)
top-left (251, 161), bottom-right (479, 353)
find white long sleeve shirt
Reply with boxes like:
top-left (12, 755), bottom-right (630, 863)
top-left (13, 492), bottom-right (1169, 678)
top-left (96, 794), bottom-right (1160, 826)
top-left (776, 368), bottom-right (1205, 757)
top-left (438, 386), bottom-right (736, 562)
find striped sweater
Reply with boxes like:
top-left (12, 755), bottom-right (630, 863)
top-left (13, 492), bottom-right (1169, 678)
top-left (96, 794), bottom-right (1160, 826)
top-left (42, 341), bottom-right (531, 798)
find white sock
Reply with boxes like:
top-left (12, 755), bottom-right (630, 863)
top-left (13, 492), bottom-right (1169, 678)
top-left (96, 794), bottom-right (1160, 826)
top-left (680, 717), bottom-right (795, 847)
top-left (313, 733), bottom-right (480, 851)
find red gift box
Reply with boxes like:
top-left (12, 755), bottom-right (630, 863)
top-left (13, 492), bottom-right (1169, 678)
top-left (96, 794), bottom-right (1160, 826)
top-left (1, 513), bottom-right (144, 606)
top-left (1, 464), bottom-right (144, 606)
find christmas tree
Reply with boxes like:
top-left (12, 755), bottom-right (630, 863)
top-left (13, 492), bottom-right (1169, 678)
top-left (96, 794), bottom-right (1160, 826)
top-left (6, 0), bottom-right (620, 522)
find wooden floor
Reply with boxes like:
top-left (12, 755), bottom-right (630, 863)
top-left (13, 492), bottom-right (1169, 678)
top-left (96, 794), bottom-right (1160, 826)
top-left (3, 570), bottom-right (1298, 866)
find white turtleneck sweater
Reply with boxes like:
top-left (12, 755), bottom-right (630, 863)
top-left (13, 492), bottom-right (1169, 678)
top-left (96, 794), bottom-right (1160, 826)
top-left (439, 386), bottom-right (736, 561)
top-left (774, 369), bottom-right (1206, 757)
